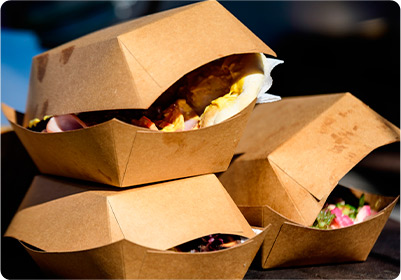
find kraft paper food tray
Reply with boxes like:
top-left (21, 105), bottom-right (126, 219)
top-left (2, 101), bottom-right (256, 187)
top-left (2, 0), bottom-right (278, 187)
top-left (23, 0), bottom-right (276, 122)
top-left (5, 174), bottom-right (268, 279)
top-left (219, 93), bottom-right (400, 226)
top-left (218, 92), bottom-right (400, 268)
top-left (238, 186), bottom-right (398, 269)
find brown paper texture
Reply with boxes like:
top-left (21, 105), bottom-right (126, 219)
top-left (218, 93), bottom-right (400, 268)
top-left (3, 100), bottom-right (255, 187)
top-left (5, 174), bottom-right (255, 251)
top-left (23, 0), bottom-right (275, 123)
top-left (2, 0), bottom-right (277, 187)
top-left (260, 187), bottom-right (398, 268)
top-left (22, 229), bottom-right (268, 279)
top-left (5, 174), bottom-right (267, 279)
top-left (220, 93), bottom-right (400, 225)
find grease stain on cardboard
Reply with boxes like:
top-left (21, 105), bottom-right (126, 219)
top-left (60, 46), bottom-right (75, 65)
top-left (338, 109), bottom-right (353, 118)
top-left (331, 144), bottom-right (347, 154)
top-left (36, 53), bottom-right (49, 82)
top-left (40, 100), bottom-right (49, 117)
top-left (320, 116), bottom-right (336, 134)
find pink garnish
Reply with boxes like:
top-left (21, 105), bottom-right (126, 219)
top-left (46, 114), bottom-right (87, 133)
top-left (354, 205), bottom-right (372, 224)
top-left (330, 207), bottom-right (354, 228)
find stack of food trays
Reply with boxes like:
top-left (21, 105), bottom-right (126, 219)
top-left (3, 1), bottom-right (284, 278)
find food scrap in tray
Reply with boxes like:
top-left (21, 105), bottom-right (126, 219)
top-left (28, 53), bottom-right (279, 133)
top-left (170, 234), bottom-right (245, 253)
top-left (313, 192), bottom-right (377, 230)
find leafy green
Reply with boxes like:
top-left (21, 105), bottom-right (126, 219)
top-left (359, 193), bottom-right (365, 208)
top-left (313, 208), bottom-right (335, 229)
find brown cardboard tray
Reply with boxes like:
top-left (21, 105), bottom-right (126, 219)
top-left (2, 0), bottom-right (279, 187)
top-left (218, 92), bottom-right (400, 268)
top-left (5, 174), bottom-right (268, 279)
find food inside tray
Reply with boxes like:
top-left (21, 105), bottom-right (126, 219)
top-left (313, 191), bottom-right (376, 230)
top-left (27, 53), bottom-right (280, 133)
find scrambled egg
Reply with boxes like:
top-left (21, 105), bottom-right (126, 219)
top-left (28, 115), bottom-right (53, 129)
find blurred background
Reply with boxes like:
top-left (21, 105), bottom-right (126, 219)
top-left (2, 1), bottom-right (400, 127)
top-left (1, 1), bottom-right (400, 278)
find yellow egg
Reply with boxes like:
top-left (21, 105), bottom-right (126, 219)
top-left (28, 118), bottom-right (41, 128)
